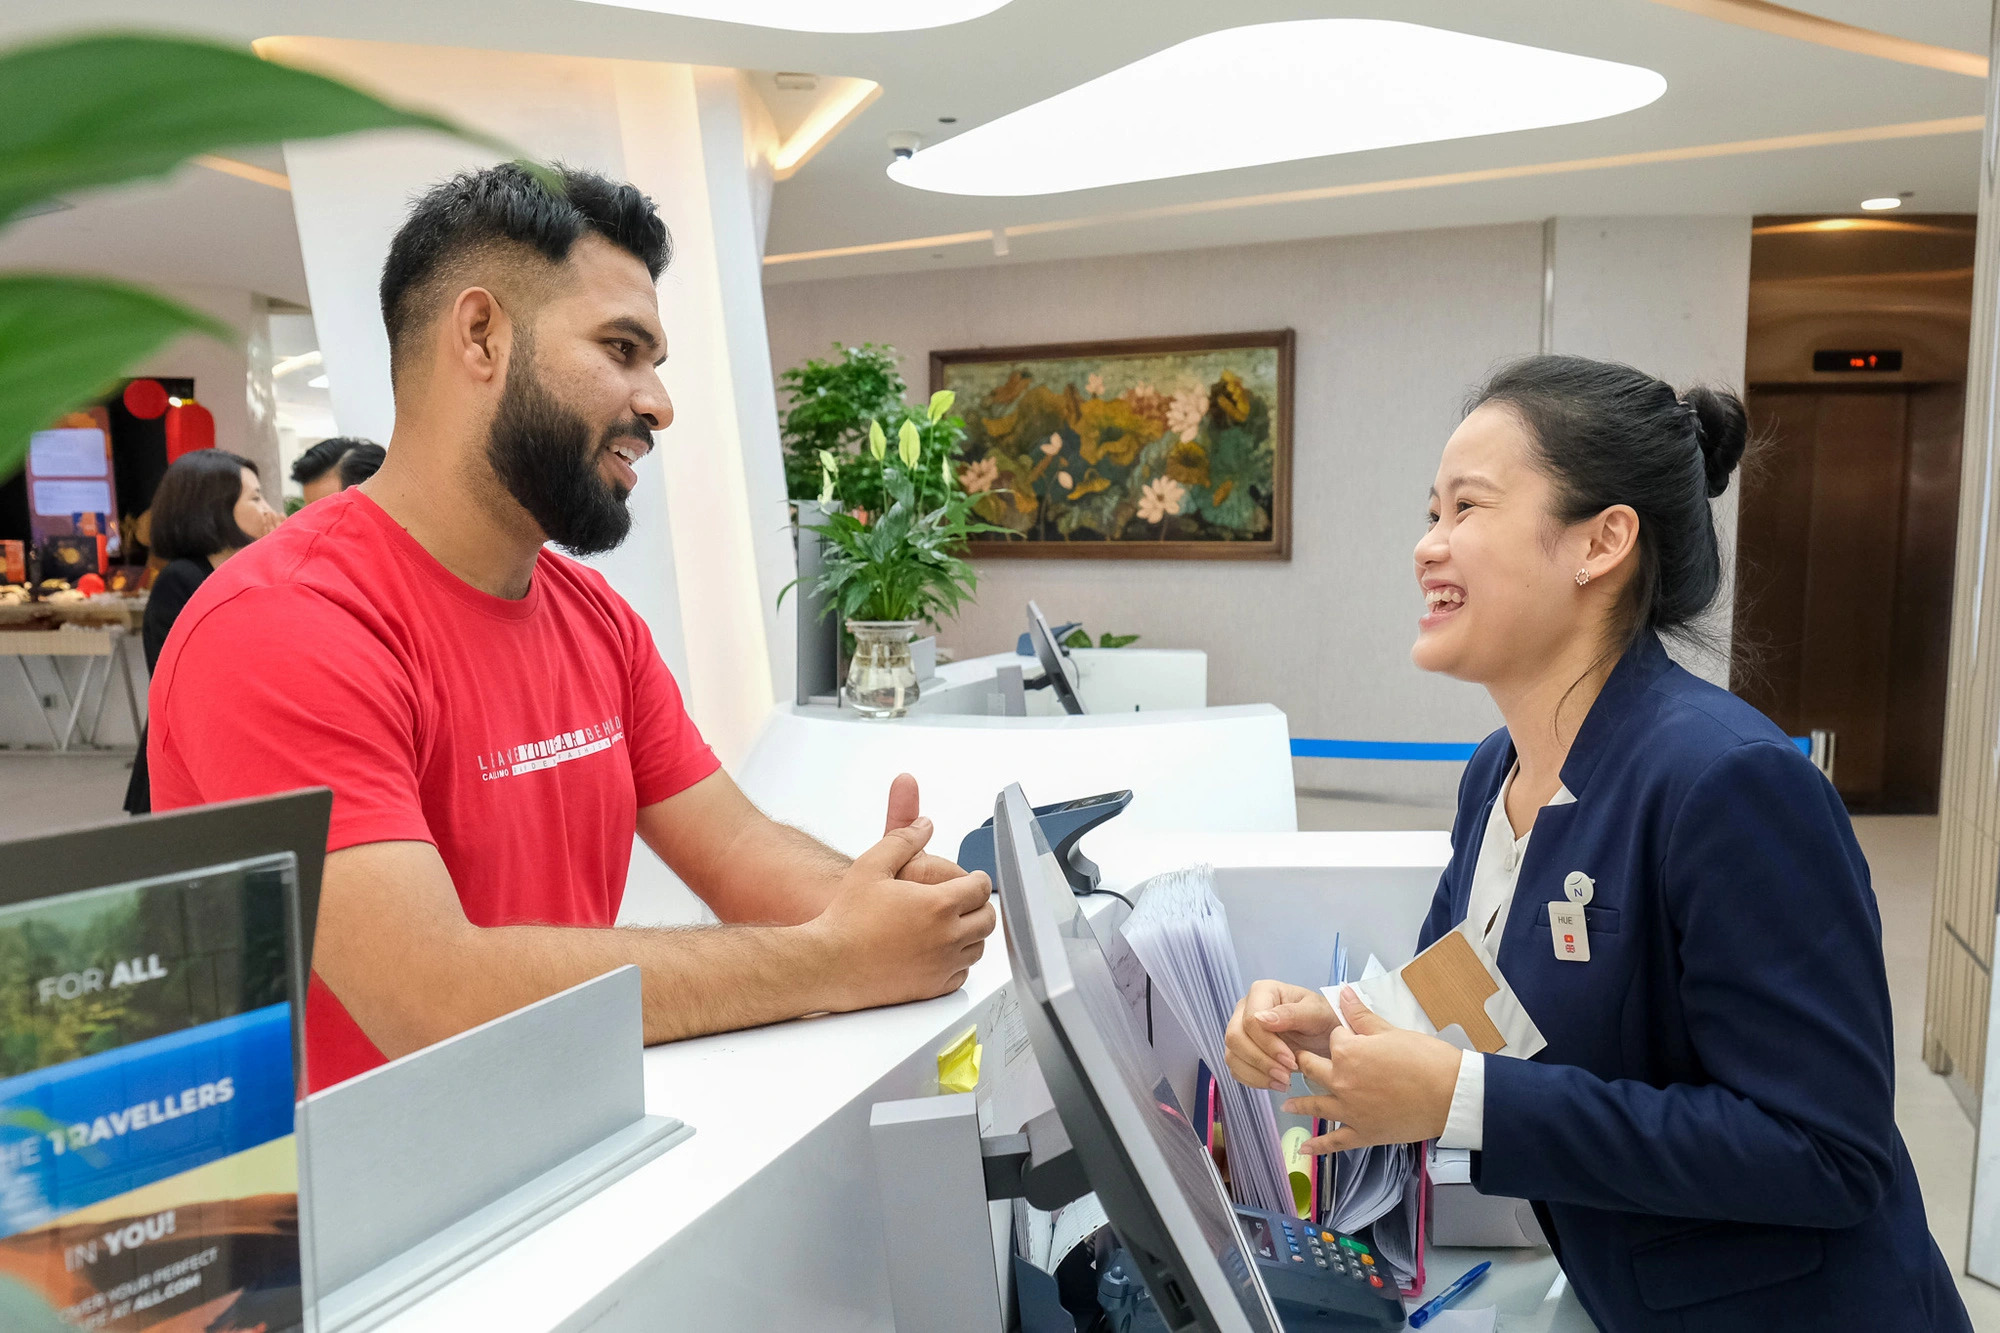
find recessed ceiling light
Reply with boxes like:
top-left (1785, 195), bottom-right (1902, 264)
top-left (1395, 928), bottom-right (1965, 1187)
top-left (889, 19), bottom-right (1667, 197)
top-left (272, 350), bottom-right (322, 379)
top-left (307, 375), bottom-right (329, 389)
top-left (1860, 196), bottom-right (1903, 210)
top-left (574, 0), bottom-right (1010, 32)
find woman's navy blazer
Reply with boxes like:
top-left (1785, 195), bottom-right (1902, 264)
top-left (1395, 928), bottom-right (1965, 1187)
top-left (1416, 632), bottom-right (1969, 1330)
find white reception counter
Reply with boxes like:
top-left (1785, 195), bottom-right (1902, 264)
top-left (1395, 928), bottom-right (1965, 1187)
top-left (371, 830), bottom-right (1591, 1333)
top-left (617, 648), bottom-right (1298, 929)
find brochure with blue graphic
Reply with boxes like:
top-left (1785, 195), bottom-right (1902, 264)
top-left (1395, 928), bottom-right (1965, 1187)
top-left (0, 855), bottom-right (304, 1332)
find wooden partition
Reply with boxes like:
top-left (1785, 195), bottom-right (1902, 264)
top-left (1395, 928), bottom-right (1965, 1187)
top-left (1926, 3), bottom-right (2000, 1121)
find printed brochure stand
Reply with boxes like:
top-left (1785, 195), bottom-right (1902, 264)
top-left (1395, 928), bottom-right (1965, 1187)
top-left (301, 965), bottom-right (691, 1333)
top-left (0, 795), bottom-right (689, 1333)
top-left (0, 791), bottom-right (330, 1333)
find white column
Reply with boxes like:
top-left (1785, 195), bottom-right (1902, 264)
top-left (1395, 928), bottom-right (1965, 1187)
top-left (269, 39), bottom-right (791, 766)
top-left (606, 61), bottom-right (782, 748)
top-left (692, 68), bottom-right (795, 705)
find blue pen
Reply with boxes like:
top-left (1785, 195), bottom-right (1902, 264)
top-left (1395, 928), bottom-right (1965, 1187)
top-left (1406, 1260), bottom-right (1491, 1328)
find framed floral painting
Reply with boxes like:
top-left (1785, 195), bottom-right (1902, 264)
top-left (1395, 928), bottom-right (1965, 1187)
top-left (932, 330), bottom-right (1293, 559)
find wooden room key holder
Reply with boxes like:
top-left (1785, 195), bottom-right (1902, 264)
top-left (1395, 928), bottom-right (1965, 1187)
top-left (1400, 931), bottom-right (1507, 1054)
top-left (1338, 923), bottom-right (1545, 1059)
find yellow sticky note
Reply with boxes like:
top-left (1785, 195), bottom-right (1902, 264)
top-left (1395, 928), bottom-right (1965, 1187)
top-left (938, 1027), bottom-right (982, 1094)
top-left (1282, 1125), bottom-right (1314, 1219)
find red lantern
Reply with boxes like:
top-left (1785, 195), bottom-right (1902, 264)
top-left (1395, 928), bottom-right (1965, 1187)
top-left (122, 378), bottom-right (168, 420)
top-left (164, 398), bottom-right (216, 463)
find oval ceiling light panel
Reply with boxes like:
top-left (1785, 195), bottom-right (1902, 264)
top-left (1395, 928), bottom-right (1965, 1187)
top-left (889, 20), bottom-right (1668, 196)
top-left (575, 0), bottom-right (1011, 33)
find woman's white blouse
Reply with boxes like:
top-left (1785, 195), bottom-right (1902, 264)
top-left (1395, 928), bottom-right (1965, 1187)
top-left (1436, 766), bottom-right (1574, 1151)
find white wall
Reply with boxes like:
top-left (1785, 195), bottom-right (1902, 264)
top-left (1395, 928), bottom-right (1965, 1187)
top-left (132, 285), bottom-right (283, 489)
top-left (1548, 216), bottom-right (1753, 684)
top-left (764, 216), bottom-right (1751, 805)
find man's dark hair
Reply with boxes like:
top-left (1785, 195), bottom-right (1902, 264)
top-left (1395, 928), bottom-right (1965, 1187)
top-left (151, 450), bottom-right (260, 562)
top-left (379, 162), bottom-right (670, 384)
top-left (336, 442), bottom-right (386, 489)
top-left (291, 435), bottom-right (370, 486)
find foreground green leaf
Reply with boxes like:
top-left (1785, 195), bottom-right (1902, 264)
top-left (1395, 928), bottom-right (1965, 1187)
top-left (0, 32), bottom-right (507, 222)
top-left (0, 275), bottom-right (232, 478)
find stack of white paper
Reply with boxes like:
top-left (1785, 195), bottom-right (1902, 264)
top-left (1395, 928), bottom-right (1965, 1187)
top-left (1323, 951), bottom-right (1418, 1247)
top-left (1121, 865), bottom-right (1292, 1216)
top-left (1328, 1140), bottom-right (1414, 1235)
top-left (1368, 1158), bottom-right (1422, 1287)
top-left (1013, 1193), bottom-right (1109, 1274)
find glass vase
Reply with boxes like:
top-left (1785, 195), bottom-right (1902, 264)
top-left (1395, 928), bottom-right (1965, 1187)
top-left (845, 620), bottom-right (922, 718)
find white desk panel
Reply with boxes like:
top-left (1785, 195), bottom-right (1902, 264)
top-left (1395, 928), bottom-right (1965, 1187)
top-left (734, 701), bottom-right (1299, 862)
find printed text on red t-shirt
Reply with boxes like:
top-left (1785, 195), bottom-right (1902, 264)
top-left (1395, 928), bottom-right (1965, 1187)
top-left (477, 715), bottom-right (625, 780)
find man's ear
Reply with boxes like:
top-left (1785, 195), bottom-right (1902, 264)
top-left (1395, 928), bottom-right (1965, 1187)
top-left (1581, 504), bottom-right (1640, 581)
top-left (447, 287), bottom-right (509, 386)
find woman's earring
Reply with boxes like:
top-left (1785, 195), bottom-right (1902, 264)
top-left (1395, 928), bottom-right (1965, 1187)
top-left (1575, 569), bottom-right (1591, 587)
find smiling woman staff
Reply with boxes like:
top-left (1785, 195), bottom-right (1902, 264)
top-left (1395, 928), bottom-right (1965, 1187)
top-left (1224, 356), bottom-right (1971, 1332)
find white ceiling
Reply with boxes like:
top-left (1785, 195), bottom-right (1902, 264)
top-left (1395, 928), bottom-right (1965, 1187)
top-left (0, 155), bottom-right (310, 301)
top-left (0, 0), bottom-right (1987, 300)
top-left (1789, 0), bottom-right (1988, 51)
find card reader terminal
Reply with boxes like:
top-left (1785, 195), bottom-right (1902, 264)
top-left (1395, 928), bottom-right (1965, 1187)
top-left (958, 789), bottom-right (1133, 897)
top-left (1097, 1205), bottom-right (1406, 1332)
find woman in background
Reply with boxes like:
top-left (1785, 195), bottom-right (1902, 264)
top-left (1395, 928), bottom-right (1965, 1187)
top-left (124, 449), bottom-right (280, 814)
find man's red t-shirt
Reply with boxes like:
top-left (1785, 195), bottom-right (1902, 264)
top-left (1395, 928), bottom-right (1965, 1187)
top-left (149, 489), bottom-right (720, 1092)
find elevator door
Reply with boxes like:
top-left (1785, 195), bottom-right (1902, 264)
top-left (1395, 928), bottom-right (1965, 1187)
top-left (1732, 385), bottom-right (1962, 814)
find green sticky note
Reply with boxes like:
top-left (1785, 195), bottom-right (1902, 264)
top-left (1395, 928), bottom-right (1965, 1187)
top-left (1282, 1124), bottom-right (1314, 1218)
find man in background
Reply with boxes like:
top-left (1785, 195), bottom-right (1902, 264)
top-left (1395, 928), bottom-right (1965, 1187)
top-left (149, 163), bottom-right (993, 1092)
top-left (290, 435), bottom-right (379, 504)
top-left (334, 442), bottom-right (385, 489)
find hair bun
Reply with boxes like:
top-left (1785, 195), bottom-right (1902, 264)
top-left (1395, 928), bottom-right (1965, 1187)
top-left (1683, 385), bottom-right (1747, 499)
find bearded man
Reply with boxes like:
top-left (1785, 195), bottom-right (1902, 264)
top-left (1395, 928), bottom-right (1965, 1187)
top-left (149, 163), bottom-right (994, 1092)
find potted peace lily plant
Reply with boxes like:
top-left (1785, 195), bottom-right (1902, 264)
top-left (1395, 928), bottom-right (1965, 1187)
top-left (801, 389), bottom-right (1005, 717)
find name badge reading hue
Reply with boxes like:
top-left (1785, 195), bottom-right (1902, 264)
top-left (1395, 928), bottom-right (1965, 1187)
top-left (1550, 903), bottom-right (1591, 962)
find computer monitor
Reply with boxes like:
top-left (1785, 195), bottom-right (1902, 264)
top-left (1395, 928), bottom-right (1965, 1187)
top-left (1026, 600), bottom-right (1086, 715)
top-left (993, 783), bottom-right (1282, 1333)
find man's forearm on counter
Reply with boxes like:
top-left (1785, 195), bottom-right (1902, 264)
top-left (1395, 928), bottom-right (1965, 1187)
top-left (705, 819), bottom-right (849, 925)
top-left (637, 778), bottom-right (849, 926)
top-left (350, 918), bottom-right (840, 1059)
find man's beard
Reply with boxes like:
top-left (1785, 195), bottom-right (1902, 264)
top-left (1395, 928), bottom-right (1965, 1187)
top-left (485, 347), bottom-right (646, 557)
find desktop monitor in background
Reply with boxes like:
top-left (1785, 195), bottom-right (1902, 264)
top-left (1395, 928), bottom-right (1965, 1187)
top-left (993, 782), bottom-right (1282, 1333)
top-left (0, 791), bottom-right (328, 1333)
top-left (1027, 600), bottom-right (1087, 715)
